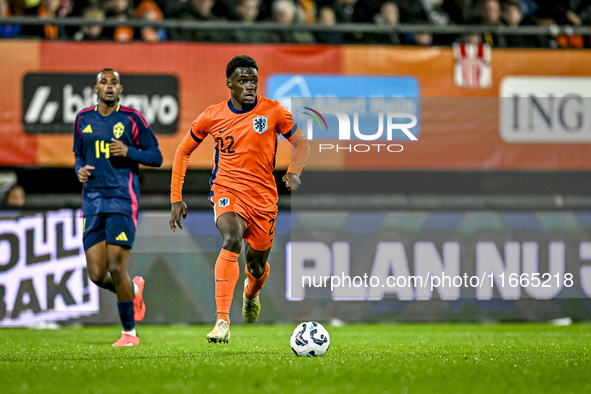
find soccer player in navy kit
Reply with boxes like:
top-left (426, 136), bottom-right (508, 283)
top-left (74, 68), bottom-right (163, 346)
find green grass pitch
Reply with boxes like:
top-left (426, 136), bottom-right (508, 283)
top-left (1, 323), bottom-right (590, 393)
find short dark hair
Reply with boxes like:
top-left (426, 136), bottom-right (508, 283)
top-left (96, 68), bottom-right (120, 83)
top-left (226, 55), bottom-right (258, 78)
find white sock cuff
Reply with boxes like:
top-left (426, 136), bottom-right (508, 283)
top-left (123, 328), bottom-right (137, 337)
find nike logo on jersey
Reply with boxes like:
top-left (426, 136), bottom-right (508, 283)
top-left (116, 232), bottom-right (128, 241)
top-left (215, 279), bottom-right (228, 282)
top-left (218, 129), bottom-right (231, 133)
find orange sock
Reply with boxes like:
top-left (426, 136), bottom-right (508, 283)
top-left (214, 249), bottom-right (240, 324)
top-left (244, 263), bottom-right (270, 300)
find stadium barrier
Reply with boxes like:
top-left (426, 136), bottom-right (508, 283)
top-left (2, 208), bottom-right (591, 327)
top-left (3, 16), bottom-right (591, 37)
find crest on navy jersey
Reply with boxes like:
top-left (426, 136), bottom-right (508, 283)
top-left (253, 116), bottom-right (268, 134)
top-left (113, 122), bottom-right (125, 139)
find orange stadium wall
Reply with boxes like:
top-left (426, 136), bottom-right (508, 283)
top-left (2, 40), bottom-right (591, 170)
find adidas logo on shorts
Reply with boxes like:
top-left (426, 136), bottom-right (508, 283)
top-left (116, 232), bottom-right (128, 241)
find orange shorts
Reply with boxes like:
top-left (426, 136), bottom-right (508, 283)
top-left (210, 188), bottom-right (278, 251)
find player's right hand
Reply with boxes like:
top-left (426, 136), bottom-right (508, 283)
top-left (77, 165), bottom-right (95, 183)
top-left (169, 201), bottom-right (188, 232)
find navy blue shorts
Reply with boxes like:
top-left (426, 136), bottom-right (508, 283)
top-left (83, 213), bottom-right (136, 251)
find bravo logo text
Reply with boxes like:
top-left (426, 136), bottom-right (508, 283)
top-left (22, 73), bottom-right (179, 135)
top-left (0, 210), bottom-right (99, 326)
top-left (292, 97), bottom-right (420, 153)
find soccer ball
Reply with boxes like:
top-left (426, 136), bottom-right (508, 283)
top-left (290, 321), bottom-right (330, 357)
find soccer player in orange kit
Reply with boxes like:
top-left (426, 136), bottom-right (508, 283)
top-left (169, 55), bottom-right (310, 343)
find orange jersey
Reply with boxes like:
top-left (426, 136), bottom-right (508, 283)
top-left (173, 96), bottom-right (298, 211)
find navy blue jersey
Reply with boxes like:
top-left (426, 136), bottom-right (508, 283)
top-left (73, 104), bottom-right (162, 218)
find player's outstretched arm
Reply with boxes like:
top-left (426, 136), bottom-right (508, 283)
top-left (170, 129), bottom-right (201, 232)
top-left (285, 127), bottom-right (310, 191)
top-left (169, 201), bottom-right (188, 232)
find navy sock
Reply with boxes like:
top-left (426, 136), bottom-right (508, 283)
top-left (117, 301), bottom-right (136, 331)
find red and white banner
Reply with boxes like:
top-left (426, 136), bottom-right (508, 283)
top-left (453, 43), bottom-right (491, 88)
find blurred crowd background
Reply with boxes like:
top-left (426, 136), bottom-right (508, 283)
top-left (1, 0), bottom-right (590, 47)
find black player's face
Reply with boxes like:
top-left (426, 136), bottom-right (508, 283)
top-left (228, 67), bottom-right (258, 106)
top-left (94, 70), bottom-right (123, 105)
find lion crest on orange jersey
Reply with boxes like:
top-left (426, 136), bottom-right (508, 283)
top-left (253, 116), bottom-right (268, 134)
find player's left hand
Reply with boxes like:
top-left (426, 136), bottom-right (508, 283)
top-left (282, 172), bottom-right (301, 191)
top-left (110, 138), bottom-right (129, 157)
top-left (169, 201), bottom-right (188, 232)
